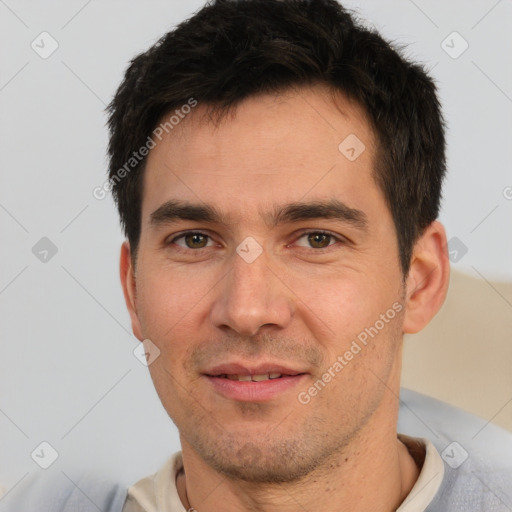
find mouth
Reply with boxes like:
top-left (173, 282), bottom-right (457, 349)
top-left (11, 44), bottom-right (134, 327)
top-left (203, 363), bottom-right (308, 402)
top-left (213, 372), bottom-right (290, 382)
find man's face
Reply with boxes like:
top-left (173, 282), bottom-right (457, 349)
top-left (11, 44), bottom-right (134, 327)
top-left (126, 85), bottom-right (407, 482)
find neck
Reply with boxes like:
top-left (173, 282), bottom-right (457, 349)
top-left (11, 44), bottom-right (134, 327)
top-left (176, 397), bottom-right (420, 512)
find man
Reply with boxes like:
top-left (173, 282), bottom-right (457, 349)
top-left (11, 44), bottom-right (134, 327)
top-left (105, 0), bottom-right (512, 511)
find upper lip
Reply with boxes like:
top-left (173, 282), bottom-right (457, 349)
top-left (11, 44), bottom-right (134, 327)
top-left (204, 362), bottom-right (307, 377)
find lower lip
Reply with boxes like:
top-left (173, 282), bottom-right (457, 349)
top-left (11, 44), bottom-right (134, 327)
top-left (204, 374), bottom-right (307, 402)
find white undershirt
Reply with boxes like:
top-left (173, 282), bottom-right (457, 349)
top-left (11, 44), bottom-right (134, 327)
top-left (396, 434), bottom-right (445, 511)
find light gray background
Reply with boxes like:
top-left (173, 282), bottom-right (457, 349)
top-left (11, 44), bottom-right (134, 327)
top-left (1, 0), bottom-right (511, 500)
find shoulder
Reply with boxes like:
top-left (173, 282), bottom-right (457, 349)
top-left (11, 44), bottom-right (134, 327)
top-left (0, 470), bottom-right (127, 512)
top-left (399, 388), bottom-right (512, 510)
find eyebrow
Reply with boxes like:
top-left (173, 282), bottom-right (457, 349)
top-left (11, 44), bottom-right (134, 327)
top-left (149, 199), bottom-right (369, 232)
top-left (270, 199), bottom-right (368, 231)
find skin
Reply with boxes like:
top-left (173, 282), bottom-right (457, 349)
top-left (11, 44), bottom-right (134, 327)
top-left (120, 83), bottom-right (450, 512)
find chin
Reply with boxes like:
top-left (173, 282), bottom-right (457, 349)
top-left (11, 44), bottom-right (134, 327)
top-left (198, 438), bottom-right (324, 484)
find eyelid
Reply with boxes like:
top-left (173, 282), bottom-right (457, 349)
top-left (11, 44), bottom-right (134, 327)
top-left (291, 229), bottom-right (347, 248)
top-left (165, 228), bottom-right (348, 250)
top-left (167, 230), bottom-right (216, 248)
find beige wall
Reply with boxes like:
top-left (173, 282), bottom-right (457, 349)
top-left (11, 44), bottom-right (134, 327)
top-left (402, 269), bottom-right (512, 432)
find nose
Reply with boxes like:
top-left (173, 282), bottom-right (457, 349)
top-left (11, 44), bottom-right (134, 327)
top-left (209, 248), bottom-right (293, 337)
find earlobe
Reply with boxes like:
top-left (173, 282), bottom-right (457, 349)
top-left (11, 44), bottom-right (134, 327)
top-left (120, 241), bottom-right (144, 341)
top-left (402, 221), bottom-right (450, 334)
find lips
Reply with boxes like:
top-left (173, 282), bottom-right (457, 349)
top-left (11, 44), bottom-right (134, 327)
top-left (204, 362), bottom-right (305, 379)
top-left (219, 372), bottom-right (283, 382)
top-left (203, 362), bottom-right (308, 402)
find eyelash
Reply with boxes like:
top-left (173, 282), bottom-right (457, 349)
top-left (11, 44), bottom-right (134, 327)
top-left (166, 230), bottom-right (345, 251)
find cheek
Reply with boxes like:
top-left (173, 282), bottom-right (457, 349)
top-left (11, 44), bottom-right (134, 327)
top-left (291, 271), bottom-right (404, 397)
top-left (135, 266), bottom-right (211, 352)
top-left (291, 271), bottom-right (400, 345)
top-left (136, 269), bottom-right (209, 418)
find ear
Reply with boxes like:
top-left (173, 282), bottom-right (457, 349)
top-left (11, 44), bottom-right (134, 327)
top-left (402, 220), bottom-right (450, 334)
top-left (120, 241), bottom-right (144, 341)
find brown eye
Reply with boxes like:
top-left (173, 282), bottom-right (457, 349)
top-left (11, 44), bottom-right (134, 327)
top-left (307, 233), bottom-right (332, 248)
top-left (184, 233), bottom-right (209, 248)
top-left (170, 232), bottom-right (213, 249)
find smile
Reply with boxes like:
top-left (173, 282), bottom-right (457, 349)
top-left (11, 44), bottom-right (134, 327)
top-left (218, 373), bottom-right (284, 381)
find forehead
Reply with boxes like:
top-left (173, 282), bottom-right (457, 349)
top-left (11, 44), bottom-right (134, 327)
top-left (141, 84), bottom-right (383, 226)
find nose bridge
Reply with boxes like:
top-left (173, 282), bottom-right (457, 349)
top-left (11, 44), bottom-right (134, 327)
top-left (231, 252), bottom-right (270, 305)
top-left (210, 248), bottom-right (292, 336)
